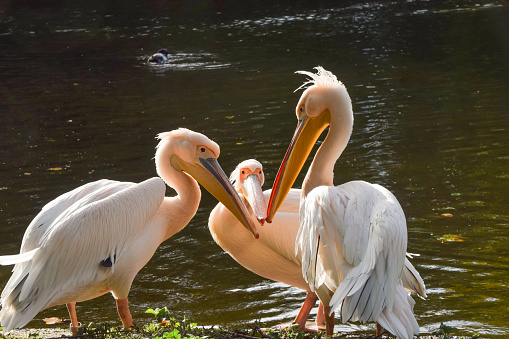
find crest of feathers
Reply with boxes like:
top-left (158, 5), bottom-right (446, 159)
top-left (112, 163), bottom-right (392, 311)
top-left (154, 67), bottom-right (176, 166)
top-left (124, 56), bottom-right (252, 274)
top-left (295, 66), bottom-right (344, 92)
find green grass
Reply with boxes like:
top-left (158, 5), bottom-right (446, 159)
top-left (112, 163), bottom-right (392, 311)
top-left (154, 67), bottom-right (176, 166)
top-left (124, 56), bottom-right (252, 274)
top-left (0, 308), bottom-right (486, 339)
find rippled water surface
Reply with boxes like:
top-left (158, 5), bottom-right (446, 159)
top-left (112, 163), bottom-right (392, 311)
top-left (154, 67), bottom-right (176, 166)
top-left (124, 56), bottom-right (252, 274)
top-left (0, 1), bottom-right (508, 337)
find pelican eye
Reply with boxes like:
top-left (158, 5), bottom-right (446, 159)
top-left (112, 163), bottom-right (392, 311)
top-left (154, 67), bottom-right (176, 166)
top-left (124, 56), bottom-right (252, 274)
top-left (299, 106), bottom-right (303, 113)
top-left (259, 170), bottom-right (262, 174)
top-left (241, 170), bottom-right (245, 175)
top-left (200, 147), bottom-right (206, 152)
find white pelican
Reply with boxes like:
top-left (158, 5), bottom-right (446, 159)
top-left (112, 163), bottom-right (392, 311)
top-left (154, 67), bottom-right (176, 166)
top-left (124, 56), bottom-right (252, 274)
top-left (266, 68), bottom-right (426, 338)
top-left (209, 159), bottom-right (424, 333)
top-left (208, 159), bottom-right (325, 331)
top-left (0, 128), bottom-right (258, 334)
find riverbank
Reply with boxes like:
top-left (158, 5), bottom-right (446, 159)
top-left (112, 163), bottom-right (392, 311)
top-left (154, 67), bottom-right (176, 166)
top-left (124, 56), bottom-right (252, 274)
top-left (0, 325), bottom-right (489, 339)
top-left (0, 308), bottom-right (487, 339)
top-left (0, 329), bottom-right (490, 339)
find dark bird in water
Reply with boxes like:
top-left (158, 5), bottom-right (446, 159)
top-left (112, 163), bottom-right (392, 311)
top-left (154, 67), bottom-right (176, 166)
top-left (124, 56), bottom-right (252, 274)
top-left (148, 49), bottom-right (170, 64)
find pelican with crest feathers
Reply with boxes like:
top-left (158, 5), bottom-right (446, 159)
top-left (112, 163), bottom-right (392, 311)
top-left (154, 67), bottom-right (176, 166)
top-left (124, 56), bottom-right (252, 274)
top-left (210, 159), bottom-right (425, 333)
top-left (0, 128), bottom-right (258, 335)
top-left (266, 68), bottom-right (426, 338)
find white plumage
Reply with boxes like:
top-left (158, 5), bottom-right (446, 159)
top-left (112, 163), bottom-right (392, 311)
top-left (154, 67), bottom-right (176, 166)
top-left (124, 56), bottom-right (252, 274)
top-left (209, 160), bottom-right (325, 331)
top-left (0, 128), bottom-right (257, 334)
top-left (267, 67), bottom-right (426, 338)
top-left (1, 178), bottom-right (164, 331)
top-left (210, 160), bottom-right (424, 333)
top-left (297, 182), bottom-right (419, 339)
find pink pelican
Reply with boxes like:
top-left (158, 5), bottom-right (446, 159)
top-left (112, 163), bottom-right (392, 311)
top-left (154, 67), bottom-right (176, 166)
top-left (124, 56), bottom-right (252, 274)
top-left (266, 68), bottom-right (426, 338)
top-left (208, 159), bottom-right (326, 331)
top-left (209, 159), bottom-right (424, 333)
top-left (0, 128), bottom-right (258, 334)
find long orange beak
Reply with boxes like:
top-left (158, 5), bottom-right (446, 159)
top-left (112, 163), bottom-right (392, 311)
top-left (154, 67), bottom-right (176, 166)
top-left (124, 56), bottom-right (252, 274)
top-left (266, 111), bottom-right (330, 223)
top-left (172, 155), bottom-right (259, 239)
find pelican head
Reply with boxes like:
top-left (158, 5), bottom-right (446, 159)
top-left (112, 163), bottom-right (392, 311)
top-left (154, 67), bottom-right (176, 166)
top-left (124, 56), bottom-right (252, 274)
top-left (157, 129), bottom-right (259, 238)
top-left (230, 159), bottom-right (267, 225)
top-left (266, 67), bottom-right (353, 222)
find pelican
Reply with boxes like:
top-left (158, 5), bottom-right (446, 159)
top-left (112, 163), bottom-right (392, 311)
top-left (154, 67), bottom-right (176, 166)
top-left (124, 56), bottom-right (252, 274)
top-left (266, 68), bottom-right (426, 338)
top-left (208, 159), bottom-right (326, 331)
top-left (209, 159), bottom-right (424, 333)
top-left (0, 128), bottom-right (258, 334)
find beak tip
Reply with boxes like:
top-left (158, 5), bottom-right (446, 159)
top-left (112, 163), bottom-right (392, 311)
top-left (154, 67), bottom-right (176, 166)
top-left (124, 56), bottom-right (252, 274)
top-left (254, 232), bottom-right (260, 240)
top-left (257, 217), bottom-right (265, 226)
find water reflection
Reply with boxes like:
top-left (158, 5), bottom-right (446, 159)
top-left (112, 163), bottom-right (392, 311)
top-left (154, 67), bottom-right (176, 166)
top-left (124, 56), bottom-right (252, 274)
top-left (0, 0), bottom-right (508, 337)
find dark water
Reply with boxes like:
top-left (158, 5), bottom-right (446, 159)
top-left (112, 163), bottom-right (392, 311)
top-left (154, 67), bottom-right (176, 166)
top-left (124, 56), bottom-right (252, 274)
top-left (1, 0), bottom-right (508, 337)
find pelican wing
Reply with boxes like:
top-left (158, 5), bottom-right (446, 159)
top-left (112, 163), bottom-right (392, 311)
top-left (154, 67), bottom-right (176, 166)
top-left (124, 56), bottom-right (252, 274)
top-left (403, 257), bottom-right (427, 299)
top-left (297, 181), bottom-right (407, 323)
top-left (19, 179), bottom-right (134, 252)
top-left (0, 177), bottom-right (166, 331)
top-left (1, 180), bottom-right (136, 301)
top-left (0, 249), bottom-right (39, 266)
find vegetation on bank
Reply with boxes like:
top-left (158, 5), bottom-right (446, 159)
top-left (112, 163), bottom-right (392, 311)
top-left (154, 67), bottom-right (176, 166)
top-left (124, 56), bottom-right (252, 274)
top-left (0, 307), bottom-right (485, 339)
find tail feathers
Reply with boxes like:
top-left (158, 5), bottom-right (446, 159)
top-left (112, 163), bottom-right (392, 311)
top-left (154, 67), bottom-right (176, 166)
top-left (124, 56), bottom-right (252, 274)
top-left (0, 249), bottom-right (39, 266)
top-left (402, 257), bottom-right (427, 299)
top-left (377, 284), bottom-right (419, 339)
top-left (1, 263), bottom-right (31, 304)
top-left (329, 271), bottom-right (370, 314)
top-left (339, 270), bottom-right (384, 323)
top-left (0, 263), bottom-right (48, 333)
top-left (0, 299), bottom-right (46, 333)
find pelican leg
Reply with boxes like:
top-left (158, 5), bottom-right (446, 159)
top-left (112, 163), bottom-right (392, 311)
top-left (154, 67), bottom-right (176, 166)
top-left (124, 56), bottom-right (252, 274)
top-left (376, 322), bottom-right (385, 337)
top-left (315, 301), bottom-right (325, 330)
top-left (323, 305), bottom-right (334, 336)
top-left (115, 298), bottom-right (133, 329)
top-left (293, 291), bottom-right (318, 330)
top-left (66, 302), bottom-right (80, 335)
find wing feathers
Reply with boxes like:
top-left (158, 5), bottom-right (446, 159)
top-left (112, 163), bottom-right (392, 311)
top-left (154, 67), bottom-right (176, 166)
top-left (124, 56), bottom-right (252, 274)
top-left (402, 257), bottom-right (427, 299)
top-left (296, 181), bottom-right (421, 337)
top-left (377, 283), bottom-right (419, 339)
top-left (19, 180), bottom-right (129, 252)
top-left (1, 177), bottom-right (166, 332)
top-left (0, 249), bottom-right (39, 266)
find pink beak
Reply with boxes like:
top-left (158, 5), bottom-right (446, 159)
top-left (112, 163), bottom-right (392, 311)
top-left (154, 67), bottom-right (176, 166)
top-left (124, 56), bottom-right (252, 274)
top-left (242, 174), bottom-right (267, 226)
